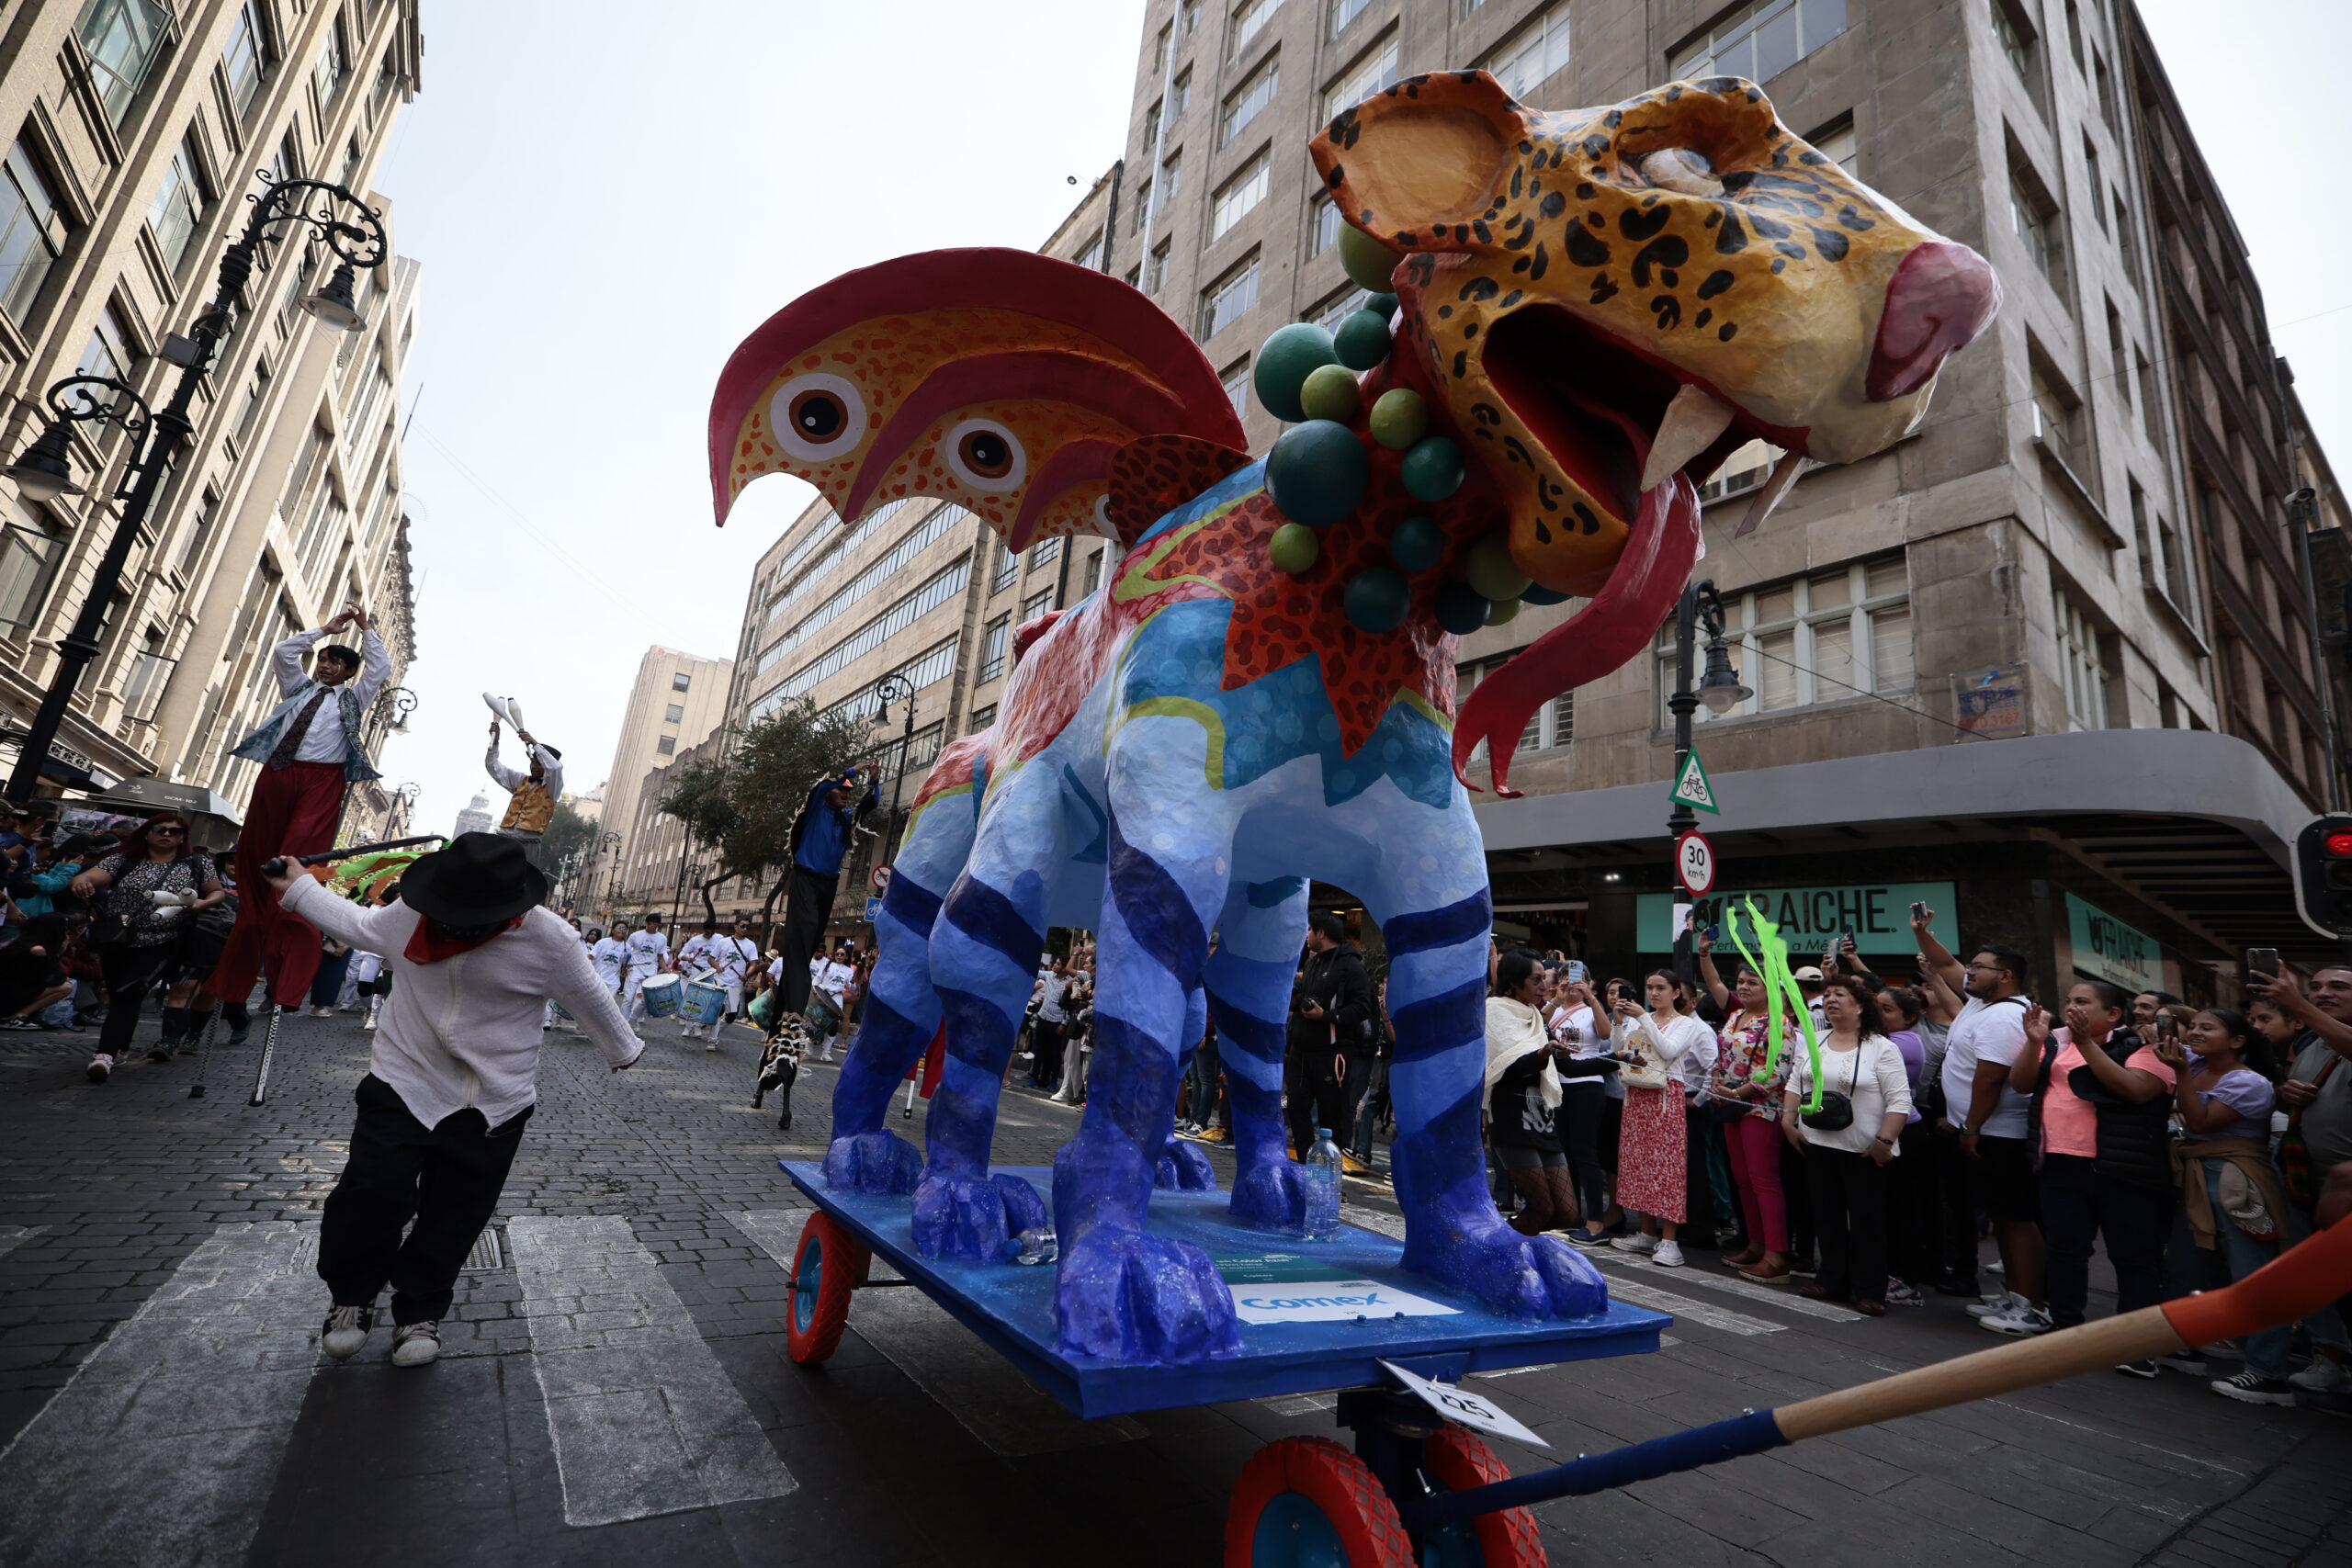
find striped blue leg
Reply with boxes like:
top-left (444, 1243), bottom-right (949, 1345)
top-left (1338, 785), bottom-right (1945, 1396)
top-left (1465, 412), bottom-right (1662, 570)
top-left (1204, 878), bottom-right (1312, 1231)
top-left (1152, 986), bottom-right (1218, 1192)
top-left (1052, 794), bottom-right (1241, 1363)
top-left (1380, 882), bottom-right (1604, 1319)
top-left (823, 791), bottom-right (976, 1194)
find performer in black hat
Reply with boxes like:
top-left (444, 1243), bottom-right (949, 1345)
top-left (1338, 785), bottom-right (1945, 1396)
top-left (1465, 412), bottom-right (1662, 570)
top-left (265, 831), bottom-right (640, 1368)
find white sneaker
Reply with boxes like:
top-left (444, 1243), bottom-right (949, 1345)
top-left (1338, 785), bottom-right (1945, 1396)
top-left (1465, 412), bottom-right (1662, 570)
top-left (1611, 1234), bottom-right (1658, 1256)
top-left (1967, 1292), bottom-right (2027, 1318)
top-left (390, 1321), bottom-right (441, 1368)
top-left (321, 1303), bottom-right (373, 1359)
top-left (704, 1039), bottom-right (718, 1053)
top-left (85, 1054), bottom-right (112, 1083)
top-left (2290, 1358), bottom-right (2351, 1393)
top-left (1979, 1303), bottom-right (2054, 1337)
top-left (1650, 1240), bottom-right (1686, 1268)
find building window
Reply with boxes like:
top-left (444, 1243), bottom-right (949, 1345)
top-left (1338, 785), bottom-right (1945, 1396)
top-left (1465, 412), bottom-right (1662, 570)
top-left (1657, 556), bottom-right (1912, 726)
top-left (664, 703), bottom-right (684, 724)
top-left (1131, 178), bottom-right (1152, 232)
top-left (0, 505), bottom-right (65, 638)
top-left (313, 13), bottom-right (346, 107)
top-left (1222, 356), bottom-right (1250, 419)
top-left (672, 671), bottom-right (691, 691)
top-left (1201, 254), bottom-right (1260, 338)
top-left (0, 141), bottom-right (70, 328)
top-left (656, 735), bottom-right (675, 756)
top-left (2053, 587), bottom-right (2109, 729)
top-left (1309, 193), bottom-right (1342, 255)
top-left (76, 0), bottom-right (173, 128)
top-left (2084, 137), bottom-right (2105, 232)
top-left (979, 615), bottom-right (1011, 682)
top-left (1023, 590), bottom-right (1056, 623)
top-left (1325, 32), bottom-right (1398, 118)
top-left (1332, 0), bottom-right (1371, 33)
top-left (2009, 158), bottom-right (2064, 289)
top-left (2029, 361), bottom-right (2084, 475)
top-left (1231, 0), bottom-right (1284, 59)
top-left (1697, 437), bottom-right (1781, 505)
top-left (991, 539), bottom-right (1019, 592)
top-left (223, 2), bottom-right (267, 118)
top-left (2063, 0), bottom-right (2084, 68)
top-left (147, 133), bottom-right (210, 274)
top-left (1029, 536), bottom-right (1061, 569)
top-left (1156, 155), bottom-right (1182, 218)
top-left (1989, 0), bottom-right (2044, 112)
top-left (120, 629), bottom-right (175, 724)
top-left (76, 302), bottom-right (137, 414)
top-left (2136, 350), bottom-right (2159, 442)
top-left (1314, 285), bottom-right (1373, 333)
top-left (1484, 3), bottom-right (1571, 101)
top-left (1211, 152), bottom-right (1270, 239)
top-left (1146, 239), bottom-right (1170, 294)
top-left (968, 704), bottom-right (997, 733)
top-left (1071, 230), bottom-right (1104, 271)
top-left (1224, 55), bottom-right (1279, 146)
top-left (1083, 547), bottom-right (1105, 596)
top-left (1811, 121), bottom-right (1858, 175)
top-left (1669, 0), bottom-right (1848, 84)
top-left (2093, 48), bottom-right (2120, 136)
top-left (2113, 186), bottom-right (2141, 287)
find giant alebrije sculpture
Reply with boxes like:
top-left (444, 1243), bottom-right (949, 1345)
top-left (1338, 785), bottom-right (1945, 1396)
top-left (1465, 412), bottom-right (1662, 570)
top-left (709, 72), bottom-right (1999, 1364)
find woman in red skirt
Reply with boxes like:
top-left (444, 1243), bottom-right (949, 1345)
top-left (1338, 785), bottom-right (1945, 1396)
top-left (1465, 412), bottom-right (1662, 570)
top-left (1608, 970), bottom-right (1716, 1267)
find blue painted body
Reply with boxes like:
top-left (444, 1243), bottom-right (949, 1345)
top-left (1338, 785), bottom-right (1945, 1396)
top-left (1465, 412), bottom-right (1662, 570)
top-left (820, 484), bottom-right (1611, 1365)
top-left (783, 1161), bottom-right (1665, 1418)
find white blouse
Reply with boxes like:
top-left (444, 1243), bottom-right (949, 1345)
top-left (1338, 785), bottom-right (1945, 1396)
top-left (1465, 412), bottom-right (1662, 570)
top-left (1786, 1036), bottom-right (1915, 1155)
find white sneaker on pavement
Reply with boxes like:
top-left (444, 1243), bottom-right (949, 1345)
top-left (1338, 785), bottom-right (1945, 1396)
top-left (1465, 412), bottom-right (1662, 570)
top-left (1967, 1292), bottom-right (2027, 1318)
top-left (2290, 1358), bottom-right (2350, 1393)
top-left (321, 1303), bottom-right (373, 1359)
top-left (1979, 1303), bottom-right (2054, 1337)
top-left (1650, 1240), bottom-right (1686, 1268)
top-left (1611, 1233), bottom-right (1658, 1256)
top-left (390, 1321), bottom-right (441, 1368)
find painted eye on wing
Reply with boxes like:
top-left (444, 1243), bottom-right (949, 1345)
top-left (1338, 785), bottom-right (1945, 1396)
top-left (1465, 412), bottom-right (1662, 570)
top-left (1638, 148), bottom-right (1722, 197)
top-left (946, 418), bottom-right (1026, 492)
top-left (770, 373), bottom-right (868, 462)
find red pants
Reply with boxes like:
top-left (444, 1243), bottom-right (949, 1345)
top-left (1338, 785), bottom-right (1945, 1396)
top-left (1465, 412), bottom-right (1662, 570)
top-left (205, 761), bottom-right (345, 1009)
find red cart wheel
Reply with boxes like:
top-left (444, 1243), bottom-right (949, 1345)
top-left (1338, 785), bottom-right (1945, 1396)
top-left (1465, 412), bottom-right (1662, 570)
top-left (1418, 1427), bottom-right (1547, 1568)
top-left (784, 1213), bottom-right (861, 1364)
top-left (1225, 1436), bottom-right (1411, 1567)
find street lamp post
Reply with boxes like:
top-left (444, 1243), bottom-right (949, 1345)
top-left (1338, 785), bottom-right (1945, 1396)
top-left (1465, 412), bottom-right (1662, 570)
top-left (1666, 580), bottom-right (1753, 987)
top-left (2, 175), bottom-right (386, 803)
top-left (872, 673), bottom-right (917, 872)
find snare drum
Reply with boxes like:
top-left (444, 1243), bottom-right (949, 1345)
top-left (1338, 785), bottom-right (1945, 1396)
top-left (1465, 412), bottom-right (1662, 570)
top-left (639, 973), bottom-right (683, 1018)
top-left (681, 978), bottom-right (726, 1024)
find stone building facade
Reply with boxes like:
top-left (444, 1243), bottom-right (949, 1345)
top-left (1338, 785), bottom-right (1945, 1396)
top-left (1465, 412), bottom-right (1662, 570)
top-left (594, 643), bottom-right (731, 917)
top-left (0, 0), bottom-right (426, 810)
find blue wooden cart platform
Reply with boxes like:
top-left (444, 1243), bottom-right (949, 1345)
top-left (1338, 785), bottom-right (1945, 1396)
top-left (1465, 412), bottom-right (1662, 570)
top-left (779, 1160), bottom-right (1668, 1420)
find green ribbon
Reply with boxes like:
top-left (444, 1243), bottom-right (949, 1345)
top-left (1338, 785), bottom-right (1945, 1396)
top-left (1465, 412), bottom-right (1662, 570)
top-left (1722, 895), bottom-right (1824, 1113)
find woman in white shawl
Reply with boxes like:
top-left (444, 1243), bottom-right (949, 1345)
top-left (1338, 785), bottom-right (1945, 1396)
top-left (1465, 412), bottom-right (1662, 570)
top-left (1487, 950), bottom-right (1576, 1235)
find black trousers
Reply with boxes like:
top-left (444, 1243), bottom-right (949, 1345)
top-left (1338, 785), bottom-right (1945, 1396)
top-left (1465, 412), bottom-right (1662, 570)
top-left (1559, 1085), bottom-right (1610, 1220)
top-left (1886, 1122), bottom-right (1940, 1285)
top-left (1931, 1123), bottom-right (1982, 1290)
top-left (776, 866), bottom-right (838, 1015)
top-left (1031, 1019), bottom-right (1065, 1087)
top-left (2041, 1152), bottom-right (2173, 1327)
top-left (1287, 1045), bottom-right (1355, 1158)
top-left (1339, 1054), bottom-right (1375, 1156)
top-left (319, 1074), bottom-right (532, 1324)
top-left (97, 941), bottom-right (180, 1058)
top-left (1804, 1143), bottom-right (1890, 1304)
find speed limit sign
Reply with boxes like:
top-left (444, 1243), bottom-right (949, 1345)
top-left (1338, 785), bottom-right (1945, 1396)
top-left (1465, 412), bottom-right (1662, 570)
top-left (1675, 830), bottom-right (1716, 897)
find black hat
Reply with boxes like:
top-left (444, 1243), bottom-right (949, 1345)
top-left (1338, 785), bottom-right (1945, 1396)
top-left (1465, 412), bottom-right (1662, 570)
top-left (397, 832), bottom-right (547, 927)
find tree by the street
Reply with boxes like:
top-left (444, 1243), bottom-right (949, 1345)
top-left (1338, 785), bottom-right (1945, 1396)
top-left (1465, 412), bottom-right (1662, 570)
top-left (656, 696), bottom-right (875, 930)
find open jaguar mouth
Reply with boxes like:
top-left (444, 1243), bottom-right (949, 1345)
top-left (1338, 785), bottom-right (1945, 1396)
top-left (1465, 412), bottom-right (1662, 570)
top-left (1481, 303), bottom-right (1808, 533)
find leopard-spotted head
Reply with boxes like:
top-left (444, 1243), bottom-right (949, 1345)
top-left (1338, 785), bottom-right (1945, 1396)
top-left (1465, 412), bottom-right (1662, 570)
top-left (1311, 71), bottom-right (1998, 596)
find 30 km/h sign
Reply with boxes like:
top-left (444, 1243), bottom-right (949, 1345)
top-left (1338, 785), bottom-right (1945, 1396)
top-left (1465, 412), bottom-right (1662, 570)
top-left (1675, 830), bottom-right (1717, 897)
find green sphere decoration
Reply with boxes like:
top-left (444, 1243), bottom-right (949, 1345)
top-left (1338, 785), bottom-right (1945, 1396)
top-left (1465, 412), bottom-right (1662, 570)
top-left (1389, 514), bottom-right (1446, 573)
top-left (1486, 595), bottom-right (1522, 626)
top-left (1365, 292), bottom-right (1399, 319)
top-left (1465, 533), bottom-right (1532, 602)
top-left (1266, 420), bottom-right (1371, 527)
top-left (1268, 522), bottom-right (1321, 575)
top-left (1332, 310), bottom-right (1393, 371)
top-left (1368, 388), bottom-right (1429, 451)
top-left (1253, 322), bottom-right (1339, 423)
top-left (1343, 568), bottom-right (1412, 635)
top-left (1400, 434), bottom-right (1465, 501)
top-left (1434, 581), bottom-right (1490, 635)
top-left (1298, 363), bottom-right (1362, 423)
top-left (1339, 224), bottom-right (1408, 293)
top-left (1521, 584), bottom-right (1573, 605)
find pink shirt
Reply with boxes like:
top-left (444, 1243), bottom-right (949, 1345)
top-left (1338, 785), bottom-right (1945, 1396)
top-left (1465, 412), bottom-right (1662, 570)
top-left (2039, 1028), bottom-right (2176, 1157)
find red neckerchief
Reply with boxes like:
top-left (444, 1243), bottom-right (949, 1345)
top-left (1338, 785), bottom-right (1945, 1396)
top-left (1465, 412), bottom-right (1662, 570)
top-left (404, 914), bottom-right (524, 964)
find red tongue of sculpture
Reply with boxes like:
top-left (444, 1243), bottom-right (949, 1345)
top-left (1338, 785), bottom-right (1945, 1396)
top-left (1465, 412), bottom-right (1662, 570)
top-left (1453, 472), bottom-right (1702, 796)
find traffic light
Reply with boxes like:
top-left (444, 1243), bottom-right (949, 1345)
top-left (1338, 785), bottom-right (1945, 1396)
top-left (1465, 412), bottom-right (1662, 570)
top-left (2291, 814), bottom-right (2352, 939)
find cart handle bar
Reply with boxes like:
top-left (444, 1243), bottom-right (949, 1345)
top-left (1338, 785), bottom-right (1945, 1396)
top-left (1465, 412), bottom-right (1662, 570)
top-left (1405, 1205), bottom-right (2352, 1532)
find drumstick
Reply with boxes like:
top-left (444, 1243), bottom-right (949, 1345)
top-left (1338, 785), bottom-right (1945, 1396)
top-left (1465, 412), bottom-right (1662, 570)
top-left (1405, 1207), bottom-right (2352, 1529)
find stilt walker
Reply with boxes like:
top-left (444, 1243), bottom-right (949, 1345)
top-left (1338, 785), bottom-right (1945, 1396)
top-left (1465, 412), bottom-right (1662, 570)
top-left (278, 832), bottom-right (641, 1368)
top-left (203, 601), bottom-right (390, 1032)
top-left (774, 766), bottom-right (877, 1017)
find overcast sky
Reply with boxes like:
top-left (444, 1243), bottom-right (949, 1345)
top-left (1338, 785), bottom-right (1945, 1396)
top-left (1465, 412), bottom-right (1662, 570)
top-left (371, 0), bottom-right (2349, 840)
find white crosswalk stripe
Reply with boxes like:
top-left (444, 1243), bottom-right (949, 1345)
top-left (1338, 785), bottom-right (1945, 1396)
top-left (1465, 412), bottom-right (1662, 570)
top-left (0, 1222), bottom-right (320, 1568)
top-left (1587, 1273), bottom-right (1785, 1336)
top-left (508, 1214), bottom-right (796, 1527)
top-left (1596, 1255), bottom-right (1864, 1322)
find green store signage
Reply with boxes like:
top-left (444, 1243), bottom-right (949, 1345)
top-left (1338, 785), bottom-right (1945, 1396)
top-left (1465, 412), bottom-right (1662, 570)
top-left (2064, 892), bottom-right (2164, 993)
top-left (1636, 882), bottom-right (1958, 953)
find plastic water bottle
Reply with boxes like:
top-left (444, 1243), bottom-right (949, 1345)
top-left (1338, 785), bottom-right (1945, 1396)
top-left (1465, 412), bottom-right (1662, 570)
top-left (1013, 1227), bottom-right (1057, 1266)
top-left (1305, 1127), bottom-right (1342, 1241)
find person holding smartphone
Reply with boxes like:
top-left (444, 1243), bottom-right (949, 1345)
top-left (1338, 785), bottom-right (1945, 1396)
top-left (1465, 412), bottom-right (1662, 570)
top-left (1697, 928), bottom-right (1793, 1284)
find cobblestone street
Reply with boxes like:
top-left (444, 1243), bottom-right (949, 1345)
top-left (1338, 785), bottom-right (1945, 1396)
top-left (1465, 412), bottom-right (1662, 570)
top-left (0, 1010), bottom-right (2346, 1566)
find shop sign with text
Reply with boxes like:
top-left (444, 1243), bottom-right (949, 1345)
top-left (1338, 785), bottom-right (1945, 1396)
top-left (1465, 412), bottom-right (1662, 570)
top-left (2065, 892), bottom-right (2164, 992)
top-left (1637, 882), bottom-right (1958, 953)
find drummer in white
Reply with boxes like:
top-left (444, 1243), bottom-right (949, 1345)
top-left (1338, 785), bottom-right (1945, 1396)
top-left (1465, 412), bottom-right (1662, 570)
top-left (589, 925), bottom-right (628, 1004)
top-left (621, 912), bottom-right (669, 1023)
top-left (674, 919), bottom-right (750, 1047)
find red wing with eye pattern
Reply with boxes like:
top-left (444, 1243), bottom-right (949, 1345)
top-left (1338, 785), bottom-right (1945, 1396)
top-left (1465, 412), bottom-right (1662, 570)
top-left (708, 250), bottom-right (1246, 551)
